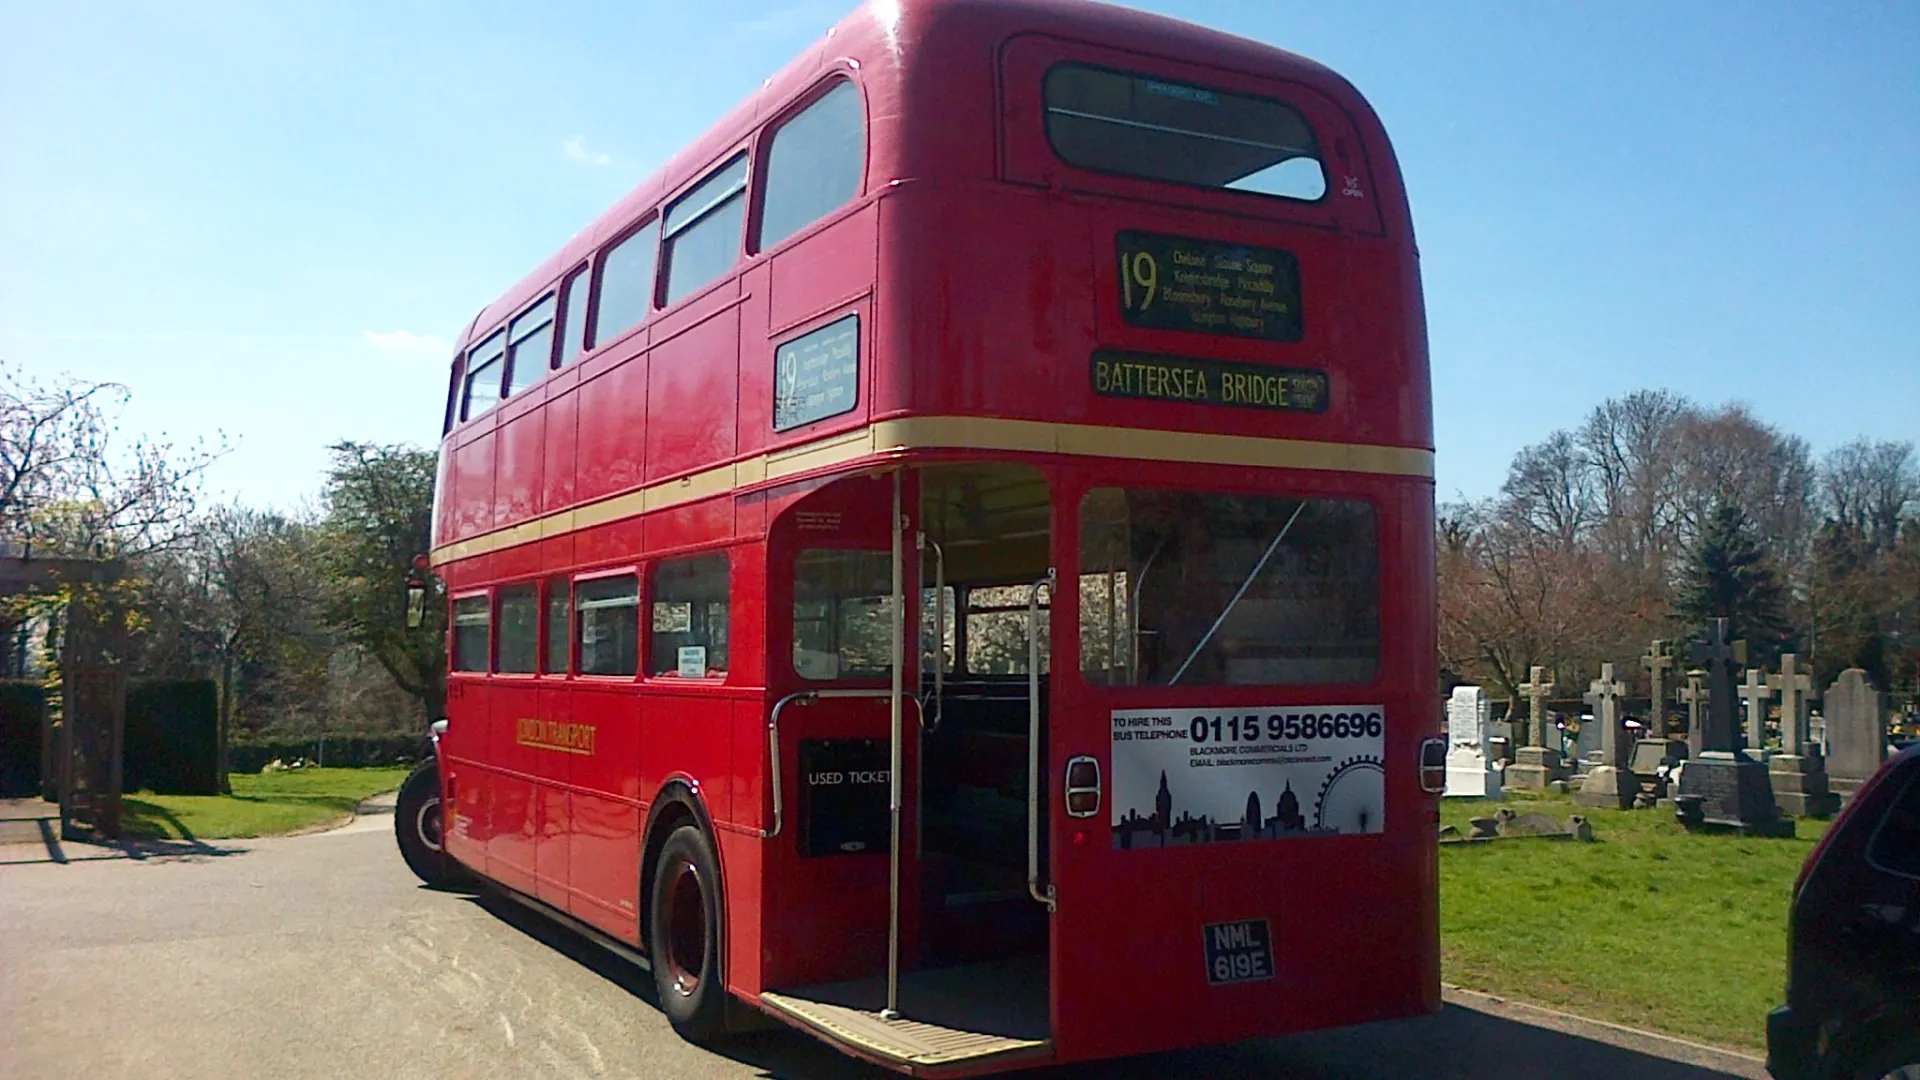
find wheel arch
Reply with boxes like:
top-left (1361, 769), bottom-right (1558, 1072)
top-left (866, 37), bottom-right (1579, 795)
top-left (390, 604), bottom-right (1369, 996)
top-left (639, 774), bottom-right (725, 956)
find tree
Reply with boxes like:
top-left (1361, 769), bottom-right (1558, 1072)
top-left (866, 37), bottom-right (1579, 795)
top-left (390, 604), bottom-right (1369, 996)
top-left (1674, 500), bottom-right (1790, 654)
top-left (0, 363), bottom-right (219, 560)
top-left (1821, 438), bottom-right (1917, 554)
top-left (317, 442), bottom-right (445, 725)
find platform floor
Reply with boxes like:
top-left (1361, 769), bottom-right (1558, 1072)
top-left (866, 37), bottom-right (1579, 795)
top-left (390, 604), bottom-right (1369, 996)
top-left (760, 956), bottom-right (1049, 1069)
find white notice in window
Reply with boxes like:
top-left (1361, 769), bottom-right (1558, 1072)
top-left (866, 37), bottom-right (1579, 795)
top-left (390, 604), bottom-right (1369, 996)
top-left (677, 646), bottom-right (707, 679)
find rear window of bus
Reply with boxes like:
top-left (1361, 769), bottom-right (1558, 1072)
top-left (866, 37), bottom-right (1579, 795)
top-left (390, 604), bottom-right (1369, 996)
top-left (1044, 65), bottom-right (1326, 202)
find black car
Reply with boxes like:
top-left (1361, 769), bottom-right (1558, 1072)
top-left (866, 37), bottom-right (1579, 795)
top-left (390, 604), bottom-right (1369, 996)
top-left (1770, 742), bottom-right (1920, 1080)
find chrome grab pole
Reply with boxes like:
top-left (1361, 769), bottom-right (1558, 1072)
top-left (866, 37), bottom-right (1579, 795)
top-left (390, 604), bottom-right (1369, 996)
top-left (1026, 572), bottom-right (1057, 913)
top-left (884, 470), bottom-right (907, 1020)
top-left (917, 533), bottom-right (945, 733)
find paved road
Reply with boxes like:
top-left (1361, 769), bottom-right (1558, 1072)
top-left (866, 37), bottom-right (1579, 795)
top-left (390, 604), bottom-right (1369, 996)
top-left (1, 810), bottom-right (1767, 1080)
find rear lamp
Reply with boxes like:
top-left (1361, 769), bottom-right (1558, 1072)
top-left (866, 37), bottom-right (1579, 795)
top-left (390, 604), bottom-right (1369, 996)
top-left (1418, 737), bottom-right (1447, 794)
top-left (1064, 756), bottom-right (1101, 818)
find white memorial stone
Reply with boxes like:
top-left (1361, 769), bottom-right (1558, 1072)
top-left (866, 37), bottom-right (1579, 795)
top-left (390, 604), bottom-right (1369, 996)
top-left (1446, 685), bottom-right (1503, 799)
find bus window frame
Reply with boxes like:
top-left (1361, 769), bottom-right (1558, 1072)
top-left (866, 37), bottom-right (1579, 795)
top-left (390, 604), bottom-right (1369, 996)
top-left (645, 549), bottom-right (732, 684)
top-left (587, 214), bottom-right (660, 356)
top-left (492, 581), bottom-right (542, 679)
top-left (503, 293), bottom-right (559, 400)
top-left (449, 588), bottom-right (493, 675)
top-left (571, 566), bottom-right (643, 682)
top-left (442, 357), bottom-right (465, 436)
top-left (656, 151), bottom-right (751, 310)
top-left (748, 72), bottom-right (870, 258)
top-left (1039, 61), bottom-right (1329, 207)
top-left (997, 33), bottom-right (1385, 237)
top-left (459, 329), bottom-right (508, 422)
top-left (1067, 477), bottom-right (1388, 696)
top-left (555, 262), bottom-right (592, 369)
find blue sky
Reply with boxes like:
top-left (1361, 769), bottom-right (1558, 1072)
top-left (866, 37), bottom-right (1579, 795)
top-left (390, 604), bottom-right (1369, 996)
top-left (2, 0), bottom-right (1915, 511)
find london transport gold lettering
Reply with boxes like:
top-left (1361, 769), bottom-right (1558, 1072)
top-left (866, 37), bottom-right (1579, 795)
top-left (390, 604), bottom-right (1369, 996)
top-left (515, 717), bottom-right (598, 756)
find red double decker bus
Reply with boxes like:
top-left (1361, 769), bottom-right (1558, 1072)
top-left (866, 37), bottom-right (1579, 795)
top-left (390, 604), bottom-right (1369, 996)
top-left (397, 0), bottom-right (1440, 1072)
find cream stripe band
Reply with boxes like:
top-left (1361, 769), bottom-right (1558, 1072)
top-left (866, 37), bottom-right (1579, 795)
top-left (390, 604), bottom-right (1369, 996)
top-left (429, 416), bottom-right (1434, 565)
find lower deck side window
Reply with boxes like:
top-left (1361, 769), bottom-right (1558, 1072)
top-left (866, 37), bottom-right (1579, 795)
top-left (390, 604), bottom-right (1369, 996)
top-left (652, 553), bottom-right (729, 677)
top-left (577, 575), bottom-right (639, 677)
top-left (452, 596), bottom-right (490, 672)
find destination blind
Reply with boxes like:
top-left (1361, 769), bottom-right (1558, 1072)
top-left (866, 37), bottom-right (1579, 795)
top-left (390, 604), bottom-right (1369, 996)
top-left (1092, 350), bottom-right (1328, 413)
top-left (1116, 231), bottom-right (1303, 341)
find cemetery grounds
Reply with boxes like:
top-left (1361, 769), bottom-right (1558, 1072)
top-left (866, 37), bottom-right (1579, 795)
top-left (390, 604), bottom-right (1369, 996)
top-left (1440, 790), bottom-right (1820, 1054)
top-left (119, 766), bottom-right (411, 841)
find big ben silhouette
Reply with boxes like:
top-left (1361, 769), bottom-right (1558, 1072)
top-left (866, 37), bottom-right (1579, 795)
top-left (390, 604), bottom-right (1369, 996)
top-left (1155, 771), bottom-right (1172, 835)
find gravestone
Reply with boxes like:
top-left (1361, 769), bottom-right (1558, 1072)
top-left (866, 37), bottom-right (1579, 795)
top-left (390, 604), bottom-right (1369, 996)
top-left (1576, 663), bottom-right (1640, 809)
top-left (1643, 640), bottom-right (1674, 740)
top-left (1737, 666), bottom-right (1772, 756)
top-left (1690, 621), bottom-right (1742, 752)
top-left (1679, 672), bottom-right (1707, 756)
top-left (1824, 669), bottom-right (1888, 803)
top-left (1506, 666), bottom-right (1565, 791)
top-left (1769, 653), bottom-right (1813, 756)
top-left (1445, 686), bottom-right (1503, 799)
top-left (1674, 619), bottom-right (1788, 836)
top-left (1766, 654), bottom-right (1837, 817)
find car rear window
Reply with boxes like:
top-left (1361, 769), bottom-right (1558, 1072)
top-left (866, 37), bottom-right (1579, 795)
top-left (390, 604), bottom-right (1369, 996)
top-left (1867, 768), bottom-right (1920, 879)
top-left (1045, 64), bottom-right (1326, 202)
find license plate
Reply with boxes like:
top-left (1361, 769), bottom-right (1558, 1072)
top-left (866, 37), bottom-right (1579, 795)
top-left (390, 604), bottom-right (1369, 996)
top-left (1203, 919), bottom-right (1275, 985)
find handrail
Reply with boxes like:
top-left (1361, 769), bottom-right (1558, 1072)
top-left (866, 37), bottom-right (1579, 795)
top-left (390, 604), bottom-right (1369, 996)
top-left (1026, 572), bottom-right (1056, 913)
top-left (763, 688), bottom-right (921, 839)
top-left (918, 533), bottom-right (945, 733)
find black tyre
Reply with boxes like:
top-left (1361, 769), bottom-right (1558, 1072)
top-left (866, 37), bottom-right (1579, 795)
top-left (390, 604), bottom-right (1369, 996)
top-left (394, 760), bottom-right (455, 887)
top-left (649, 824), bottom-right (728, 1043)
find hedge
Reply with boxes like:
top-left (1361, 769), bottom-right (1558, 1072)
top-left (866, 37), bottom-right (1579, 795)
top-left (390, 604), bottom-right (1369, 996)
top-left (0, 680), bottom-right (47, 798)
top-left (229, 734), bottom-right (426, 774)
top-left (124, 679), bottom-right (220, 795)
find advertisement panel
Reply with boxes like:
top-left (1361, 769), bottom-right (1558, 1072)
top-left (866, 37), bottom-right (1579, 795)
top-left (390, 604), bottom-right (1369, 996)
top-left (1111, 705), bottom-right (1386, 849)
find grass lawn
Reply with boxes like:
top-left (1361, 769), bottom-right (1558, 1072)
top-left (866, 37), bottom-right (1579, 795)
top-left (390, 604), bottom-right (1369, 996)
top-left (1440, 790), bottom-right (1825, 1054)
top-left (122, 766), bottom-right (413, 842)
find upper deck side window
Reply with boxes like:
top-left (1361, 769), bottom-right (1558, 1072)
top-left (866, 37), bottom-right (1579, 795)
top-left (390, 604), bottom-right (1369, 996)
top-left (757, 80), bottom-right (866, 251)
top-left (662, 154), bottom-right (749, 306)
top-left (557, 265), bottom-right (589, 367)
top-left (505, 294), bottom-right (557, 397)
top-left (460, 330), bottom-right (507, 421)
top-left (1044, 65), bottom-right (1327, 202)
top-left (594, 220), bottom-right (660, 347)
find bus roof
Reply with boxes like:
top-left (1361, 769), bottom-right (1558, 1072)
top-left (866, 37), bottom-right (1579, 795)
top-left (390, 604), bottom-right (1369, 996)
top-left (453, 0), bottom-right (1382, 355)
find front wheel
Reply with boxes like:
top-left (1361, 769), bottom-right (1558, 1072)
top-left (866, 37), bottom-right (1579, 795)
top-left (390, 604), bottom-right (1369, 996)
top-left (649, 824), bottom-right (728, 1043)
top-left (394, 760), bottom-right (457, 887)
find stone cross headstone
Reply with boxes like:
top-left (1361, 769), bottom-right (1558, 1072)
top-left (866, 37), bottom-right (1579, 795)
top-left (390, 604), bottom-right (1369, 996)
top-left (1737, 666), bottom-right (1773, 754)
top-left (1767, 659), bottom-right (1839, 817)
top-left (1675, 621), bottom-right (1787, 836)
top-left (1520, 666), bottom-right (1555, 748)
top-left (1585, 663), bottom-right (1628, 767)
top-left (1445, 685), bottom-right (1502, 799)
top-left (1507, 666), bottom-right (1567, 791)
top-left (1679, 671), bottom-right (1707, 756)
top-left (1575, 662), bottom-right (1639, 809)
top-left (1824, 669), bottom-right (1888, 800)
top-left (1769, 653), bottom-right (1813, 756)
top-left (1689, 619), bottom-right (1743, 753)
top-left (1643, 640), bottom-right (1674, 739)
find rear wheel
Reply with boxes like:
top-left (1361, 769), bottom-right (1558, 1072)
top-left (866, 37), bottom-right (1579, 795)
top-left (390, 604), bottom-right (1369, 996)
top-left (649, 824), bottom-right (727, 1043)
top-left (394, 760), bottom-right (456, 887)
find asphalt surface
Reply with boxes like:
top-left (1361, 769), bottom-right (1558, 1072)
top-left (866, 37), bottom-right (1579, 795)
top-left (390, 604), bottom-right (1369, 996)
top-left (0, 805), bottom-right (1769, 1080)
